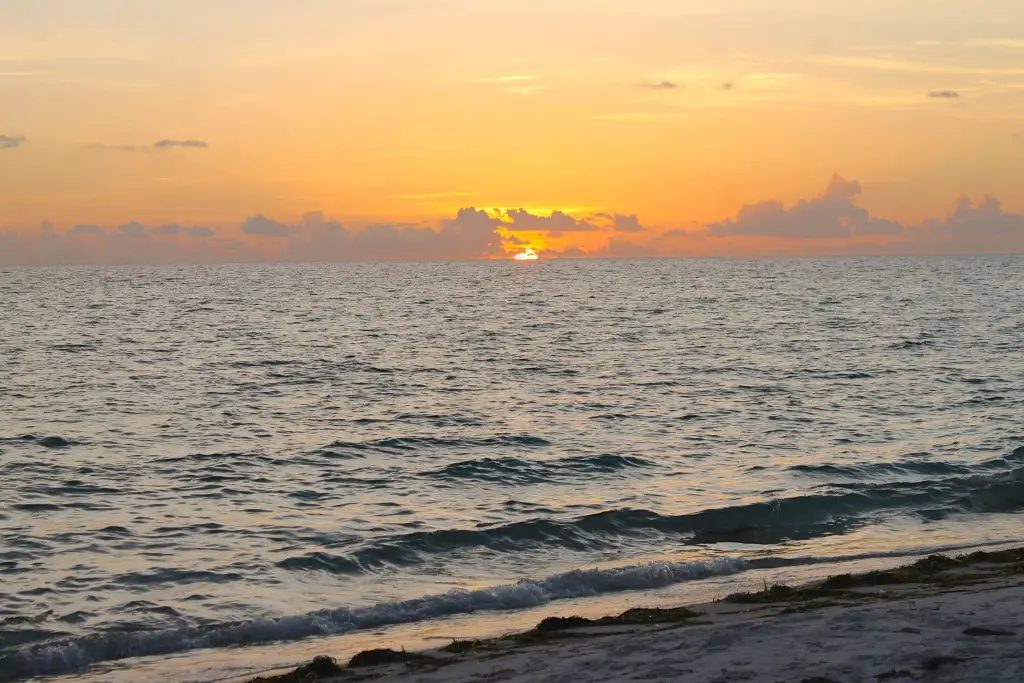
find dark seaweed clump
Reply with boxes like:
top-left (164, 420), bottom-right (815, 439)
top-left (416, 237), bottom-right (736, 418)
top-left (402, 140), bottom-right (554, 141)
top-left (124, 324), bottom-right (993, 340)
top-left (247, 656), bottom-right (343, 682)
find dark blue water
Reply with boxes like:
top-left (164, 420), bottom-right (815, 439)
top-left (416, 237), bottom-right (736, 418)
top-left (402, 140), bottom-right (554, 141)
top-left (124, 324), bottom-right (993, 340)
top-left (1, 256), bottom-right (1022, 681)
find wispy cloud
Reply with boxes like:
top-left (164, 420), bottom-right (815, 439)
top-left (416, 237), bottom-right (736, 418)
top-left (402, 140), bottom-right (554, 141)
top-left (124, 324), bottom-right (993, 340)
top-left (640, 80), bottom-right (679, 90)
top-left (928, 90), bottom-right (961, 99)
top-left (154, 139), bottom-right (209, 149)
top-left (0, 135), bottom-right (27, 149)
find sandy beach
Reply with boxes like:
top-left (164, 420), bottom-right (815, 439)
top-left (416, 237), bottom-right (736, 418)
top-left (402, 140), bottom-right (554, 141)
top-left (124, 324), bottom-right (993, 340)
top-left (247, 548), bottom-right (1024, 683)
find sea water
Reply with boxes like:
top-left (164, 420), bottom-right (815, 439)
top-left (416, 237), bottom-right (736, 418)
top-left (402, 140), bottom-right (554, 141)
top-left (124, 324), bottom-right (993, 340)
top-left (1, 256), bottom-right (1022, 681)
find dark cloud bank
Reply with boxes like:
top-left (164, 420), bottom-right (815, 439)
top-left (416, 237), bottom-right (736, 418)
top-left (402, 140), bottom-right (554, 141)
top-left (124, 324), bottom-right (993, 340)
top-left (1, 176), bottom-right (1022, 264)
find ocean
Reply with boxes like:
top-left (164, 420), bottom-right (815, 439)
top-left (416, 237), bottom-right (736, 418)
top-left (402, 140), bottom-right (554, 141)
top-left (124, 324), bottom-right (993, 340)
top-left (1, 256), bottom-right (1022, 682)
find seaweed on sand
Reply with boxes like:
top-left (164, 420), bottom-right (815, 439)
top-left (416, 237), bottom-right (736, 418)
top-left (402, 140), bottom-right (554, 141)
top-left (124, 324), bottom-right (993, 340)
top-left (441, 605), bottom-right (702, 654)
top-left (247, 655), bottom-right (344, 682)
top-left (348, 648), bottom-right (439, 668)
top-left (724, 550), bottom-right (1024, 605)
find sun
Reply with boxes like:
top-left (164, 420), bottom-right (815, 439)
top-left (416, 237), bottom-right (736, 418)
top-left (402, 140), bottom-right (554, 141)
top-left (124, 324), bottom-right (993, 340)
top-left (513, 248), bottom-right (539, 261)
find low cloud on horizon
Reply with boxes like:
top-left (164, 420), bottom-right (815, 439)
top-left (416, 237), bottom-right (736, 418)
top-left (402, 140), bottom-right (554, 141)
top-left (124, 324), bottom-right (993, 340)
top-left (2, 177), bottom-right (1023, 265)
top-left (0, 135), bottom-right (27, 149)
top-left (153, 139), bottom-right (209, 149)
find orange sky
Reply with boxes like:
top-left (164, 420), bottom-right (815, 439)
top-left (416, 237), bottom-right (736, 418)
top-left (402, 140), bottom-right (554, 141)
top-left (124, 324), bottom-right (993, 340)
top-left (1, 0), bottom-right (1023, 263)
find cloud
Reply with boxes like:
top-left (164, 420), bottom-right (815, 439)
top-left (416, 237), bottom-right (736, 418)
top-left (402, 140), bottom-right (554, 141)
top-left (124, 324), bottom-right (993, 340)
top-left (72, 221), bottom-right (216, 239)
top-left (641, 81), bottom-right (679, 90)
top-left (720, 82), bottom-right (735, 91)
top-left (503, 209), bottom-right (599, 232)
top-left (913, 196), bottom-right (1024, 248)
top-left (928, 90), bottom-right (961, 98)
top-left (117, 221), bottom-right (148, 237)
top-left (281, 207), bottom-right (504, 262)
top-left (701, 175), bottom-right (1024, 254)
top-left (611, 214), bottom-right (646, 233)
top-left (447, 207), bottom-right (500, 233)
top-left (225, 208), bottom-right (504, 262)
top-left (241, 214), bottom-right (298, 236)
top-left (504, 232), bottom-right (531, 245)
top-left (542, 236), bottom-right (666, 259)
top-left (154, 139), bottom-right (209, 149)
top-left (559, 245), bottom-right (587, 258)
top-left (0, 135), bottom-right (27, 149)
top-left (69, 224), bottom-right (104, 236)
top-left (151, 224), bottom-right (184, 235)
top-left (3, 185), bottom-right (1022, 265)
top-left (149, 224), bottom-right (214, 237)
top-left (590, 212), bottom-right (648, 232)
top-left (707, 174), bottom-right (897, 239)
top-left (0, 219), bottom-right (230, 265)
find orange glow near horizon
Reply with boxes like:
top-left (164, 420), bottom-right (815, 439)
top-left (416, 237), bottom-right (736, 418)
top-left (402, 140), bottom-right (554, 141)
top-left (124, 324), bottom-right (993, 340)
top-left (1, 1), bottom-right (1023, 263)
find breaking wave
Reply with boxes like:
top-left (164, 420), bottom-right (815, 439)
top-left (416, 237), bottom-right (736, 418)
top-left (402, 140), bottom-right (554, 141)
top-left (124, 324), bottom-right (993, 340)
top-left (0, 557), bottom-right (743, 681)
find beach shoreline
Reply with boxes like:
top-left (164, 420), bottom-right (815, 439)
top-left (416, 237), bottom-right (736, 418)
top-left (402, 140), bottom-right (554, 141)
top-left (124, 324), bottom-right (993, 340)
top-left (246, 548), bottom-right (1024, 683)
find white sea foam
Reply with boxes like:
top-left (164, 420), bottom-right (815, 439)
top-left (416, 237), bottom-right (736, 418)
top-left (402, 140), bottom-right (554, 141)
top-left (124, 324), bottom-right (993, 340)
top-left (3, 557), bottom-right (745, 680)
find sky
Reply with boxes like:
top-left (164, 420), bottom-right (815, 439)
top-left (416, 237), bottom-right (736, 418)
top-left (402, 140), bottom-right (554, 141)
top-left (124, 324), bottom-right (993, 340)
top-left (1, 0), bottom-right (1023, 263)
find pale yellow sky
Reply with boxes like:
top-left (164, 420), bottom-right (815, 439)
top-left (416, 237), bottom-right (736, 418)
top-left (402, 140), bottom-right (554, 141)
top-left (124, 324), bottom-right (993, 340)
top-left (1, 0), bottom-right (1023, 262)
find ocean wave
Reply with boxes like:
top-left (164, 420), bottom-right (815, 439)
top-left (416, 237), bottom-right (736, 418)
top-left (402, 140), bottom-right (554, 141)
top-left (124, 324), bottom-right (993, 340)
top-left (313, 434), bottom-right (551, 457)
top-left (231, 359), bottom-right (303, 368)
top-left (422, 453), bottom-right (655, 484)
top-left (0, 557), bottom-right (744, 681)
top-left (152, 451), bottom-right (275, 465)
top-left (789, 459), bottom-right (971, 479)
top-left (789, 447), bottom-right (1024, 480)
top-left (277, 448), bottom-right (1024, 573)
